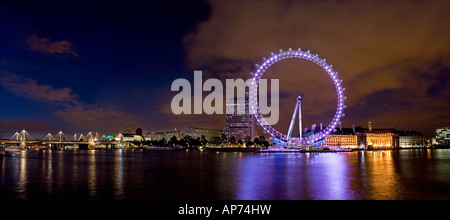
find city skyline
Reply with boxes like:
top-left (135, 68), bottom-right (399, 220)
top-left (1, 0), bottom-right (449, 138)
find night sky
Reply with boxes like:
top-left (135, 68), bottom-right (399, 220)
top-left (1, 0), bottom-right (449, 139)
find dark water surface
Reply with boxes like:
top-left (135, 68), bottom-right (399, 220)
top-left (1, 149), bottom-right (449, 200)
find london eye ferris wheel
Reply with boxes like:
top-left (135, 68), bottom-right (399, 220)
top-left (249, 48), bottom-right (346, 146)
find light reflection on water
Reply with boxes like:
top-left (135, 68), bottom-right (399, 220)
top-left (233, 152), bottom-right (356, 200)
top-left (0, 149), bottom-right (449, 200)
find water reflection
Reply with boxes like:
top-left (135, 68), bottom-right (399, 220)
top-left (311, 153), bottom-right (352, 200)
top-left (233, 150), bottom-right (450, 200)
top-left (0, 149), bottom-right (449, 200)
top-left (114, 150), bottom-right (125, 199)
top-left (88, 150), bottom-right (97, 198)
top-left (45, 151), bottom-right (53, 196)
top-left (235, 153), bottom-right (356, 200)
top-left (18, 152), bottom-right (27, 199)
top-left (363, 151), bottom-right (402, 199)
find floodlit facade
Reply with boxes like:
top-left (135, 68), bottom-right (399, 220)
top-left (323, 134), bottom-right (357, 147)
top-left (320, 124), bottom-right (412, 149)
top-left (322, 127), bottom-right (358, 148)
top-left (366, 128), bottom-right (399, 148)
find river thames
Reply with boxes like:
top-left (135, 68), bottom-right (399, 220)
top-left (1, 149), bottom-right (449, 200)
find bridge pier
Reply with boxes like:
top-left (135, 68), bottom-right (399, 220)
top-left (50, 144), bottom-right (65, 150)
top-left (78, 143), bottom-right (93, 150)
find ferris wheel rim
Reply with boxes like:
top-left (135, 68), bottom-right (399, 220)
top-left (249, 48), bottom-right (346, 145)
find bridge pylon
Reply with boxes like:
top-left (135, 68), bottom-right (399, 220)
top-left (55, 130), bottom-right (67, 142)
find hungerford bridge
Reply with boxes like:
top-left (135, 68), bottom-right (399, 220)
top-left (1, 129), bottom-right (125, 150)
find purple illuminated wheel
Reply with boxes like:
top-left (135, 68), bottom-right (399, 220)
top-left (249, 48), bottom-right (346, 145)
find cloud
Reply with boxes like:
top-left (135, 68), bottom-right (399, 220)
top-left (25, 34), bottom-right (78, 57)
top-left (0, 119), bottom-right (58, 139)
top-left (182, 0), bottom-right (450, 136)
top-left (0, 71), bottom-right (141, 133)
top-left (0, 71), bottom-right (79, 103)
top-left (0, 120), bottom-right (53, 131)
top-left (55, 105), bottom-right (141, 133)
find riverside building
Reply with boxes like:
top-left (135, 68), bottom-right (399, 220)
top-left (434, 127), bottom-right (450, 145)
top-left (225, 96), bottom-right (256, 141)
top-left (366, 128), bottom-right (399, 148)
top-left (183, 127), bottom-right (224, 142)
top-left (397, 129), bottom-right (423, 148)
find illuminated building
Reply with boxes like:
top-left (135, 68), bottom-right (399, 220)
top-left (144, 130), bottom-right (182, 141)
top-left (322, 126), bottom-right (357, 148)
top-left (323, 134), bottom-right (357, 147)
top-left (366, 128), bottom-right (399, 148)
top-left (397, 129), bottom-right (423, 148)
top-left (225, 96), bottom-right (255, 141)
top-left (183, 127), bottom-right (223, 142)
top-left (320, 121), bottom-right (424, 148)
top-left (434, 127), bottom-right (450, 145)
top-left (118, 127), bottom-right (144, 142)
top-left (121, 134), bottom-right (143, 142)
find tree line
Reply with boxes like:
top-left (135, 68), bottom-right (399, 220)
top-left (142, 134), bottom-right (270, 148)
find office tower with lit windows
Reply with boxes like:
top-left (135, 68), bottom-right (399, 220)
top-left (225, 96), bottom-right (255, 141)
top-left (434, 127), bottom-right (450, 145)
